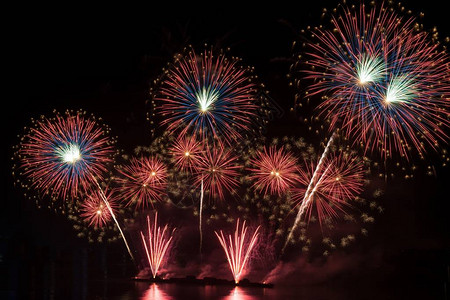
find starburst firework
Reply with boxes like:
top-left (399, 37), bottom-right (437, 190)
top-left (293, 151), bottom-right (365, 227)
top-left (116, 156), bottom-right (168, 209)
top-left (154, 48), bottom-right (259, 144)
top-left (195, 143), bottom-right (240, 201)
top-left (299, 2), bottom-right (450, 159)
top-left (169, 135), bottom-right (203, 172)
top-left (248, 145), bottom-right (300, 196)
top-left (16, 110), bottom-right (114, 200)
top-left (80, 188), bottom-right (119, 228)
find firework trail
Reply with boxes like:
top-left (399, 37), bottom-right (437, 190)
top-left (154, 48), bottom-right (259, 144)
top-left (215, 219), bottom-right (260, 284)
top-left (80, 187), bottom-right (118, 228)
top-left (199, 178), bottom-right (204, 256)
top-left (282, 133), bottom-right (336, 253)
top-left (293, 151), bottom-right (365, 227)
top-left (300, 2), bottom-right (450, 159)
top-left (140, 213), bottom-right (175, 278)
top-left (17, 111), bottom-right (114, 200)
top-left (116, 156), bottom-right (168, 210)
top-left (92, 177), bottom-right (135, 261)
top-left (248, 145), bottom-right (300, 196)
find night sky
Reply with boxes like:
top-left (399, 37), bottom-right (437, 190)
top-left (3, 1), bottom-right (450, 299)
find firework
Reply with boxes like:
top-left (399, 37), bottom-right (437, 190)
top-left (116, 156), bottom-right (168, 209)
top-left (169, 135), bottom-right (203, 172)
top-left (17, 110), bottom-right (114, 200)
top-left (300, 2), bottom-right (450, 159)
top-left (248, 145), bottom-right (300, 196)
top-left (199, 178), bottom-right (204, 255)
top-left (215, 219), bottom-right (260, 284)
top-left (154, 48), bottom-right (259, 144)
top-left (140, 213), bottom-right (175, 278)
top-left (293, 151), bottom-right (365, 227)
top-left (195, 143), bottom-right (240, 201)
top-left (80, 187), bottom-right (118, 228)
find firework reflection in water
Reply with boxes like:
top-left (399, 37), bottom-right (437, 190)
top-left (215, 219), bottom-right (260, 284)
top-left (140, 213), bottom-right (175, 278)
top-left (140, 284), bottom-right (172, 300)
top-left (224, 287), bottom-right (257, 300)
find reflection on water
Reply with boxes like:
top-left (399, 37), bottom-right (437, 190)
top-left (223, 287), bottom-right (256, 300)
top-left (141, 283), bottom-right (172, 300)
top-left (138, 284), bottom-right (265, 300)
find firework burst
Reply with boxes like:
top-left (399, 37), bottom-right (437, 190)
top-left (299, 2), bottom-right (450, 159)
top-left (293, 151), bottom-right (365, 227)
top-left (16, 110), bottom-right (115, 200)
top-left (169, 135), bottom-right (203, 172)
top-left (80, 187), bottom-right (119, 228)
top-left (248, 145), bottom-right (300, 196)
top-left (215, 219), bottom-right (260, 284)
top-left (116, 156), bottom-right (168, 210)
top-left (140, 213), bottom-right (175, 278)
top-left (195, 143), bottom-right (240, 201)
top-left (154, 48), bottom-right (259, 144)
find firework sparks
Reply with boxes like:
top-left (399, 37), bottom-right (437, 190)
top-left (140, 213), bottom-right (175, 278)
top-left (199, 178), bottom-right (204, 255)
top-left (80, 187), bottom-right (118, 228)
top-left (170, 135), bottom-right (203, 172)
top-left (301, 2), bottom-right (450, 159)
top-left (283, 143), bottom-right (365, 252)
top-left (215, 219), bottom-right (260, 284)
top-left (283, 134), bottom-right (336, 252)
top-left (116, 156), bottom-right (168, 209)
top-left (195, 143), bottom-right (240, 201)
top-left (293, 151), bottom-right (365, 227)
top-left (155, 48), bottom-right (259, 144)
top-left (17, 111), bottom-right (114, 200)
top-left (248, 145), bottom-right (300, 196)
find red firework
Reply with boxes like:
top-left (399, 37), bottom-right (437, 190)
top-left (215, 219), bottom-right (260, 284)
top-left (248, 146), bottom-right (300, 196)
top-left (293, 152), bottom-right (365, 227)
top-left (116, 156), bottom-right (167, 209)
top-left (155, 48), bottom-right (258, 144)
top-left (80, 187), bottom-right (119, 228)
top-left (140, 213), bottom-right (175, 278)
top-left (195, 143), bottom-right (240, 201)
top-left (169, 135), bottom-right (203, 172)
top-left (302, 3), bottom-right (450, 159)
top-left (18, 111), bottom-right (114, 200)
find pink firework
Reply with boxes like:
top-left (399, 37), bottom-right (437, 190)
top-left (18, 111), bottom-right (114, 200)
top-left (293, 152), bottom-right (365, 227)
top-left (80, 187), bottom-right (119, 228)
top-left (248, 146), bottom-right (300, 196)
top-left (140, 213), bottom-right (175, 278)
top-left (116, 156), bottom-right (167, 209)
top-left (195, 144), bottom-right (240, 201)
top-left (155, 48), bottom-right (258, 144)
top-left (169, 135), bottom-right (203, 172)
top-left (302, 3), bottom-right (450, 159)
top-left (215, 219), bottom-right (260, 284)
